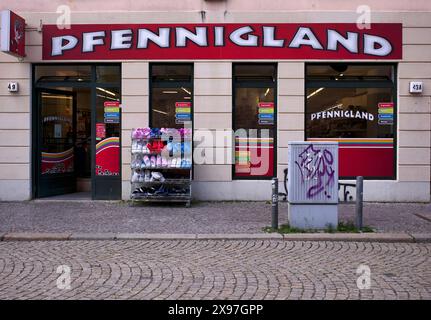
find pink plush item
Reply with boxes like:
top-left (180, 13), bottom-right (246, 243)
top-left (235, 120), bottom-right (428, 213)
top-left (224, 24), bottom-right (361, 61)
top-left (183, 128), bottom-right (192, 139)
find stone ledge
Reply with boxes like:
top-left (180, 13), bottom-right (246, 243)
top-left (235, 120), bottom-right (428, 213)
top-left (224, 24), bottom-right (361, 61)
top-left (0, 232), bottom-right (426, 242)
top-left (196, 233), bottom-right (283, 240)
top-left (2, 232), bottom-right (71, 241)
top-left (409, 233), bottom-right (431, 243)
top-left (115, 233), bottom-right (197, 240)
top-left (69, 233), bottom-right (116, 240)
top-left (282, 233), bottom-right (415, 242)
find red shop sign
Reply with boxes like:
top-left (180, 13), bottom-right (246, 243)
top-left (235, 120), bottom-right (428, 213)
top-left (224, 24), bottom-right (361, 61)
top-left (1, 10), bottom-right (26, 58)
top-left (175, 102), bottom-right (191, 108)
top-left (103, 101), bottom-right (120, 107)
top-left (42, 23), bottom-right (402, 60)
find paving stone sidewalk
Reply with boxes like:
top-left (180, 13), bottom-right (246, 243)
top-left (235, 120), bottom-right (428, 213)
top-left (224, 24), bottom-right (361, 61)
top-left (0, 240), bottom-right (429, 300)
top-left (0, 201), bottom-right (429, 234)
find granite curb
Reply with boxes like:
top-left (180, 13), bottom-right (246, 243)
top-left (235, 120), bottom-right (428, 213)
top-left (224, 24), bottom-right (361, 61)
top-left (0, 232), bottom-right (430, 242)
top-left (409, 233), bottom-right (431, 243)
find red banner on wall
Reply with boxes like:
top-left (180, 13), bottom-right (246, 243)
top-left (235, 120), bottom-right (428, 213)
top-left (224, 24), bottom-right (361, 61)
top-left (42, 23), bottom-right (402, 60)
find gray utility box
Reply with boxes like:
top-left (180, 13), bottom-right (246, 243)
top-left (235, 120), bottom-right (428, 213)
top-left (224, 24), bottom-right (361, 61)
top-left (287, 141), bottom-right (339, 229)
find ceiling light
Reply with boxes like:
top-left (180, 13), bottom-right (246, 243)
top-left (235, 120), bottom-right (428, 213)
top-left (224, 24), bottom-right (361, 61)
top-left (153, 109), bottom-right (168, 115)
top-left (97, 87), bottom-right (116, 96)
top-left (181, 87), bottom-right (191, 95)
top-left (306, 87), bottom-right (324, 99)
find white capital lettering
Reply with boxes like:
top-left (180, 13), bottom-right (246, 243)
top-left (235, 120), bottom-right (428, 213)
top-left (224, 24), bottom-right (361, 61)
top-left (137, 28), bottom-right (170, 48)
top-left (289, 27), bottom-right (323, 49)
top-left (327, 30), bottom-right (358, 53)
top-left (51, 35), bottom-right (78, 56)
top-left (82, 31), bottom-right (105, 53)
top-left (364, 34), bottom-right (392, 56)
top-left (263, 26), bottom-right (284, 47)
top-left (176, 27), bottom-right (208, 47)
top-left (214, 26), bottom-right (225, 46)
top-left (229, 26), bottom-right (258, 47)
top-left (111, 29), bottom-right (132, 50)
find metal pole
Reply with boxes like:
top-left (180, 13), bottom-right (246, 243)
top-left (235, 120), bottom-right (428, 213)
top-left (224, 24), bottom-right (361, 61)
top-left (272, 178), bottom-right (279, 229)
top-left (356, 176), bottom-right (364, 231)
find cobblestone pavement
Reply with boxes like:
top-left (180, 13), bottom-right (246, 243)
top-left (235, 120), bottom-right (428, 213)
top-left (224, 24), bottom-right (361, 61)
top-left (0, 240), bottom-right (429, 300)
top-left (0, 201), bottom-right (430, 234)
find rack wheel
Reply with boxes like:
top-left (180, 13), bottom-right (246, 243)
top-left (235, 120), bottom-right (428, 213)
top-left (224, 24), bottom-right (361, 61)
top-left (185, 201), bottom-right (191, 208)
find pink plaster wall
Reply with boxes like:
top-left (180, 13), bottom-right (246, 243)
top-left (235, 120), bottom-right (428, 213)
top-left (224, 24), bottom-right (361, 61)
top-left (0, 0), bottom-right (430, 12)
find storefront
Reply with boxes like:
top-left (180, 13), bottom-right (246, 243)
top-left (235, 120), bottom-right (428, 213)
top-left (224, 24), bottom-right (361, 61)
top-left (0, 2), bottom-right (430, 202)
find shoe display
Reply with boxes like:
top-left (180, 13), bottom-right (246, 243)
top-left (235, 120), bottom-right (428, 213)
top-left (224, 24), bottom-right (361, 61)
top-left (161, 156), bottom-right (168, 167)
top-left (143, 155), bottom-right (151, 167)
top-left (130, 127), bottom-right (192, 206)
top-left (131, 171), bottom-right (139, 183)
top-left (138, 173), bottom-right (144, 183)
top-left (150, 155), bottom-right (156, 168)
top-left (151, 171), bottom-right (165, 182)
top-left (144, 170), bottom-right (151, 182)
top-left (171, 158), bottom-right (177, 168)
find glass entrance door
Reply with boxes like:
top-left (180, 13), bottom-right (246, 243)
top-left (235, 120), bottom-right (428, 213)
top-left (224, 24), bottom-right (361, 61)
top-left (36, 88), bottom-right (76, 197)
top-left (33, 64), bottom-right (121, 199)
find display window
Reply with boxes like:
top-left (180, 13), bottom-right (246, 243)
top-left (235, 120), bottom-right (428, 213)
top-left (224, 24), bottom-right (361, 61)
top-left (149, 64), bottom-right (193, 129)
top-left (305, 63), bottom-right (396, 179)
top-left (233, 64), bottom-right (277, 179)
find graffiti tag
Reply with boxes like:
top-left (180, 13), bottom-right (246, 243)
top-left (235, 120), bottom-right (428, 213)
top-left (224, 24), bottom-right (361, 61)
top-left (295, 145), bottom-right (335, 198)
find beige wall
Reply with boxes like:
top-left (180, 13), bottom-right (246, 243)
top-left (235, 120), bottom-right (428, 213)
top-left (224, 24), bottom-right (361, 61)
top-left (0, 8), bottom-right (430, 201)
top-left (0, 61), bottom-right (31, 200)
top-left (1, 0), bottom-right (430, 12)
top-left (121, 62), bottom-right (149, 199)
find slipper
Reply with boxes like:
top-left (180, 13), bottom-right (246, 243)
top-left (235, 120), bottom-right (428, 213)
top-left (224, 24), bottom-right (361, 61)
top-left (161, 156), bottom-right (168, 167)
top-left (144, 170), bottom-right (151, 182)
top-left (150, 156), bottom-right (156, 168)
top-left (143, 155), bottom-right (150, 167)
top-left (138, 173), bottom-right (144, 183)
top-left (156, 155), bottom-right (162, 167)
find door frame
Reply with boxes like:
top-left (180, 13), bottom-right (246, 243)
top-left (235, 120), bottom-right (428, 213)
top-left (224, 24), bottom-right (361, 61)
top-left (35, 88), bottom-right (77, 197)
top-left (32, 63), bottom-right (122, 199)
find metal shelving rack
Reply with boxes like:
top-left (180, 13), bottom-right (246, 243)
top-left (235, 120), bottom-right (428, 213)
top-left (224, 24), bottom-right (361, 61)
top-left (130, 129), bottom-right (192, 207)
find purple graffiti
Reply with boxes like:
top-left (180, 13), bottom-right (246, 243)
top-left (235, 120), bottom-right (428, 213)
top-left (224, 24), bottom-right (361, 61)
top-left (294, 144), bottom-right (335, 199)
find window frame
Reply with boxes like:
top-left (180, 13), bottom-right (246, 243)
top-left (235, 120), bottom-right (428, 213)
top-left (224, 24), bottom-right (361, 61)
top-left (304, 63), bottom-right (398, 180)
top-left (232, 63), bottom-right (278, 180)
top-left (149, 63), bottom-right (194, 128)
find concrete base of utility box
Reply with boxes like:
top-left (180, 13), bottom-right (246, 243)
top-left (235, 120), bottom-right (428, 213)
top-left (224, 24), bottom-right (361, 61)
top-left (288, 204), bottom-right (338, 229)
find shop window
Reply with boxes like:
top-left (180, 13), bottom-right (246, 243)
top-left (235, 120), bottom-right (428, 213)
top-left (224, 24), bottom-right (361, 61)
top-left (96, 65), bottom-right (121, 83)
top-left (35, 65), bottom-right (92, 82)
top-left (233, 64), bottom-right (277, 179)
top-left (305, 64), bottom-right (396, 179)
top-left (150, 64), bottom-right (193, 129)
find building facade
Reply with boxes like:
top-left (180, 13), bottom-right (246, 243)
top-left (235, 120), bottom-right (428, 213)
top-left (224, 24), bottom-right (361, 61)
top-left (0, 0), bottom-right (430, 202)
